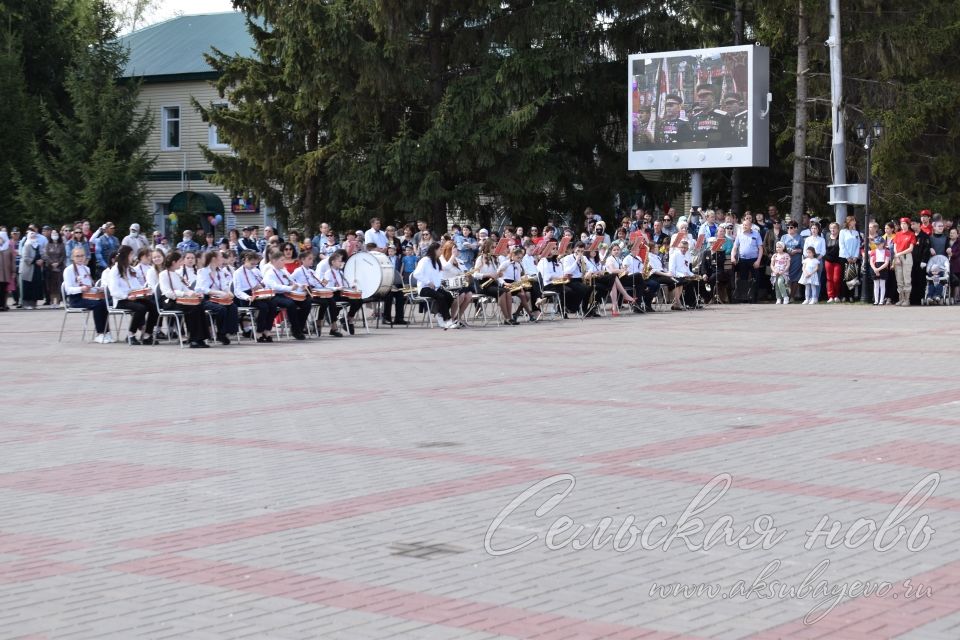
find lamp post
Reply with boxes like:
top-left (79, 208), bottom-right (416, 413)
top-left (855, 120), bottom-right (883, 302)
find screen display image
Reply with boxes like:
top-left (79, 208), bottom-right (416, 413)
top-left (627, 45), bottom-right (768, 170)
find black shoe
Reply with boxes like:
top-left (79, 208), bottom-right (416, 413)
top-left (242, 330), bottom-right (254, 339)
top-left (140, 335), bottom-right (154, 345)
top-left (506, 318), bottom-right (519, 325)
top-left (394, 319), bottom-right (409, 325)
top-left (381, 318), bottom-right (393, 326)
top-left (156, 331), bottom-right (168, 340)
top-left (347, 323), bottom-right (356, 335)
top-left (219, 335), bottom-right (231, 345)
top-left (329, 329), bottom-right (344, 337)
top-left (126, 336), bottom-right (141, 346)
top-left (189, 341), bottom-right (209, 348)
top-left (293, 333), bottom-right (306, 340)
top-left (256, 335), bottom-right (270, 343)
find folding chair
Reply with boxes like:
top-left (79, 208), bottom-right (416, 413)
top-left (232, 283), bottom-right (258, 343)
top-left (58, 283), bottom-right (92, 342)
top-left (406, 276), bottom-right (436, 327)
top-left (153, 288), bottom-right (187, 348)
top-left (103, 279), bottom-right (133, 340)
top-left (536, 274), bottom-right (562, 321)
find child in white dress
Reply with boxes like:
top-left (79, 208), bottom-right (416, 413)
top-left (799, 246), bottom-right (820, 304)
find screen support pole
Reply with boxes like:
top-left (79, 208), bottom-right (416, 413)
top-left (691, 170), bottom-right (703, 209)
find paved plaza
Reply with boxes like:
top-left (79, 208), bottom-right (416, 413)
top-left (1, 303), bottom-right (959, 639)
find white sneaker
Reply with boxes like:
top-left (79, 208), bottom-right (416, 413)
top-left (811, 300), bottom-right (818, 304)
top-left (784, 298), bottom-right (791, 304)
top-left (775, 299), bottom-right (782, 304)
top-left (94, 334), bottom-right (106, 344)
top-left (105, 333), bottom-right (117, 343)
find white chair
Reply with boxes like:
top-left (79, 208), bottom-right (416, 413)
top-left (153, 288), bottom-right (187, 348)
top-left (103, 279), bottom-right (133, 340)
top-left (232, 283), bottom-right (258, 343)
top-left (58, 283), bottom-right (92, 342)
top-left (406, 276), bottom-right (436, 327)
top-left (537, 274), bottom-right (562, 321)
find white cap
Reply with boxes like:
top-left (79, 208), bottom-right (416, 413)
top-left (130, 223), bottom-right (140, 231)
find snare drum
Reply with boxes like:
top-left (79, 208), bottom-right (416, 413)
top-left (210, 294), bottom-right (234, 306)
top-left (442, 275), bottom-right (468, 291)
top-left (344, 252), bottom-right (393, 299)
top-left (340, 289), bottom-right (362, 300)
top-left (128, 287), bottom-right (151, 300)
top-left (177, 295), bottom-right (202, 306)
top-left (285, 291), bottom-right (307, 302)
top-left (81, 289), bottom-right (105, 301)
top-left (252, 288), bottom-right (275, 299)
top-left (311, 289), bottom-right (334, 299)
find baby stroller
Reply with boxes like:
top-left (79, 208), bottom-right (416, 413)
top-left (923, 255), bottom-right (951, 305)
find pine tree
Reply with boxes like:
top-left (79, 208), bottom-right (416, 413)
top-left (22, 0), bottom-right (154, 228)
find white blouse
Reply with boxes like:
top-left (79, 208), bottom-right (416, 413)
top-left (232, 266), bottom-right (264, 301)
top-left (159, 269), bottom-right (193, 299)
top-left (63, 263), bottom-right (95, 295)
top-left (412, 256), bottom-right (443, 290)
top-left (195, 267), bottom-right (230, 295)
top-left (537, 258), bottom-right (564, 284)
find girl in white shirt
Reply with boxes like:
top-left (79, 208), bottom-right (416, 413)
top-left (439, 241), bottom-right (472, 325)
top-left (195, 250), bottom-right (239, 345)
top-left (63, 246), bottom-right (111, 343)
top-left (262, 249), bottom-right (309, 340)
top-left (108, 245), bottom-right (159, 345)
top-left (158, 250), bottom-right (209, 348)
top-left (232, 250), bottom-right (277, 342)
top-left (603, 244), bottom-right (637, 315)
top-left (179, 251), bottom-right (199, 287)
top-left (799, 247), bottom-right (821, 304)
top-left (412, 242), bottom-right (456, 329)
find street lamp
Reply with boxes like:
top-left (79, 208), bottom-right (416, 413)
top-left (855, 120), bottom-right (883, 302)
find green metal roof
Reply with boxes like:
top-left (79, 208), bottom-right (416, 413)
top-left (119, 12), bottom-right (254, 80)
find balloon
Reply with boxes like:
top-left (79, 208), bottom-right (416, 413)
top-left (169, 213), bottom-right (178, 223)
top-left (207, 215), bottom-right (215, 224)
top-left (214, 215), bottom-right (223, 225)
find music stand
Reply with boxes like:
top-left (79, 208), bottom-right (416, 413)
top-left (556, 236), bottom-right (571, 256)
top-left (493, 238), bottom-right (510, 256)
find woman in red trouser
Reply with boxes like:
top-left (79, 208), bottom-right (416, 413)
top-left (823, 222), bottom-right (844, 302)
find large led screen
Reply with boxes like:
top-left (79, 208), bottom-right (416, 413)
top-left (628, 45), bottom-right (769, 170)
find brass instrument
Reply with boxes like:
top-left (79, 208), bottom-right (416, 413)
top-left (553, 276), bottom-right (571, 285)
top-left (642, 256), bottom-right (653, 279)
top-left (505, 274), bottom-right (537, 293)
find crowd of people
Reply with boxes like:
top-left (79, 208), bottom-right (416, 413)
top-left (1, 204), bottom-right (956, 345)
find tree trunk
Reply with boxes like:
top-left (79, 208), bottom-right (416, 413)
top-left (730, 0), bottom-right (744, 215)
top-left (790, 0), bottom-right (809, 223)
top-left (427, 2), bottom-right (449, 232)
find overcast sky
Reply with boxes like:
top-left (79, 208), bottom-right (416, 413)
top-left (123, 0), bottom-right (238, 32)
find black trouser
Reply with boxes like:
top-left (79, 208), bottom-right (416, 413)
top-left (163, 298), bottom-right (209, 341)
top-left (0, 281), bottom-right (7, 309)
top-left (330, 294), bottom-right (363, 322)
top-left (417, 286), bottom-right (452, 320)
top-left (735, 259), bottom-right (759, 302)
top-left (68, 295), bottom-right (108, 333)
top-left (381, 290), bottom-right (406, 322)
top-left (117, 297), bottom-right (159, 334)
top-left (526, 281), bottom-right (542, 309)
top-left (591, 274), bottom-right (613, 304)
top-left (310, 298), bottom-right (336, 325)
top-left (275, 295), bottom-right (310, 335)
top-left (545, 282), bottom-right (582, 314)
top-left (239, 298), bottom-right (277, 333)
top-left (202, 300), bottom-right (239, 336)
top-left (567, 279), bottom-right (590, 313)
top-left (624, 274), bottom-right (657, 308)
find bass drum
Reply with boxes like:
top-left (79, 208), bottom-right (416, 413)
top-left (344, 251), bottom-right (394, 299)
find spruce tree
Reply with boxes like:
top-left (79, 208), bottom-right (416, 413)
top-left (22, 0), bottom-right (154, 228)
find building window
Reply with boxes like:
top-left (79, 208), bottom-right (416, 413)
top-left (208, 103), bottom-right (229, 149)
top-left (161, 106), bottom-right (180, 150)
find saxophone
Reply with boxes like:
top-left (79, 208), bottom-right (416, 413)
top-left (642, 255), bottom-right (653, 279)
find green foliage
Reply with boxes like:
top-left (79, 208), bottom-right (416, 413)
top-left (197, 0), bottom-right (960, 231)
top-left (17, 0), bottom-right (154, 229)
